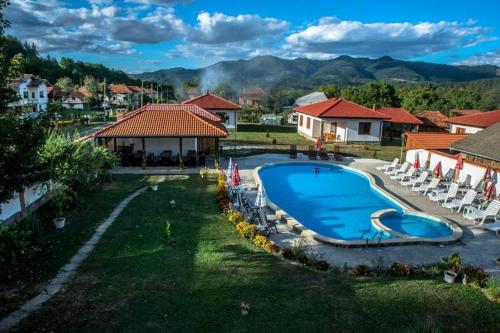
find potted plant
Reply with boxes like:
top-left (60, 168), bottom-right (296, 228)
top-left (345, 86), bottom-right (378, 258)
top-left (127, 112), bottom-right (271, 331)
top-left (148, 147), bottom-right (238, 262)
top-left (443, 252), bottom-right (462, 283)
top-left (52, 189), bottom-right (72, 229)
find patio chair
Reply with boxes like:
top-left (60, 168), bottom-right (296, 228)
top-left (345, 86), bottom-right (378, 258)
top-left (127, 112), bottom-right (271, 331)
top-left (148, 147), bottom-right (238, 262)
top-left (376, 157), bottom-right (399, 171)
top-left (412, 177), bottom-right (440, 195)
top-left (442, 189), bottom-right (477, 212)
top-left (319, 148), bottom-right (329, 160)
top-left (308, 146), bottom-right (317, 160)
top-left (289, 144), bottom-right (297, 159)
top-left (463, 199), bottom-right (500, 225)
top-left (457, 174), bottom-right (472, 195)
top-left (402, 171), bottom-right (428, 187)
top-left (484, 221), bottom-right (500, 236)
top-left (258, 210), bottom-right (279, 234)
top-left (159, 150), bottom-right (172, 165)
top-left (429, 182), bottom-right (459, 203)
top-left (473, 179), bottom-right (486, 194)
top-left (333, 147), bottom-right (343, 161)
top-left (385, 161), bottom-right (409, 176)
top-left (391, 166), bottom-right (416, 181)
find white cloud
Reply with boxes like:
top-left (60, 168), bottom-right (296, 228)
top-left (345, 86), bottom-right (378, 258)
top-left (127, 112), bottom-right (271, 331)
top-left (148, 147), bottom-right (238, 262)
top-left (284, 18), bottom-right (492, 59)
top-left (454, 49), bottom-right (500, 66)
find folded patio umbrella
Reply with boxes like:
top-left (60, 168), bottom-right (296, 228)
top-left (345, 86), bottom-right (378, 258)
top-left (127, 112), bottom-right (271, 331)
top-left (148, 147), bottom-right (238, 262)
top-left (485, 181), bottom-right (497, 201)
top-left (232, 163), bottom-right (241, 187)
top-left (433, 161), bottom-right (442, 178)
top-left (454, 154), bottom-right (463, 180)
top-left (413, 152), bottom-right (420, 169)
top-left (226, 157), bottom-right (233, 185)
top-left (483, 166), bottom-right (492, 181)
top-left (254, 183), bottom-right (267, 209)
top-left (315, 137), bottom-right (323, 150)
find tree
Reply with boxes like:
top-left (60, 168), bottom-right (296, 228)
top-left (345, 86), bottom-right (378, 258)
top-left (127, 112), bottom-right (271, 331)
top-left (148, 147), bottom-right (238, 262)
top-left (319, 85), bottom-right (340, 98)
top-left (56, 77), bottom-right (75, 94)
top-left (398, 85), bottom-right (441, 113)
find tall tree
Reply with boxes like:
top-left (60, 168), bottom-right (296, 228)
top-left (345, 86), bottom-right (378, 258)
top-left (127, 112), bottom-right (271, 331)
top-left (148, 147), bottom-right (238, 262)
top-left (319, 85), bottom-right (340, 98)
top-left (56, 77), bottom-right (75, 94)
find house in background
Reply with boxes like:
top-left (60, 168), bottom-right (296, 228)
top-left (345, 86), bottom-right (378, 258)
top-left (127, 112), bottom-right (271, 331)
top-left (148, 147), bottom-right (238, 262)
top-left (9, 74), bottom-right (49, 112)
top-left (451, 122), bottom-right (500, 169)
top-left (239, 88), bottom-right (266, 107)
top-left (289, 92), bottom-right (328, 124)
top-left (446, 110), bottom-right (500, 134)
top-left (182, 92), bottom-right (241, 130)
top-left (451, 109), bottom-right (481, 117)
top-left (62, 93), bottom-right (86, 109)
top-left (294, 98), bottom-right (388, 143)
top-left (377, 107), bottom-right (423, 139)
top-left (416, 111), bottom-right (450, 132)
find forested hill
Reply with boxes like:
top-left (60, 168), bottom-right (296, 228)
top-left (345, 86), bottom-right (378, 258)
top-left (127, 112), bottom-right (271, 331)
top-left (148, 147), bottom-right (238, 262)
top-left (134, 55), bottom-right (499, 89)
top-left (2, 36), bottom-right (140, 85)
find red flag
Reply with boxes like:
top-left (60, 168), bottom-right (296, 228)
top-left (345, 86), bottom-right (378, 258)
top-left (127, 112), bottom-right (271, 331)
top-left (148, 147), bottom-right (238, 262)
top-left (433, 161), bottom-right (442, 178)
top-left (483, 166), bottom-right (492, 181)
top-left (315, 137), bottom-right (322, 150)
top-left (455, 155), bottom-right (463, 170)
top-left (232, 163), bottom-right (241, 187)
top-left (414, 153), bottom-right (420, 169)
top-left (485, 181), bottom-right (497, 201)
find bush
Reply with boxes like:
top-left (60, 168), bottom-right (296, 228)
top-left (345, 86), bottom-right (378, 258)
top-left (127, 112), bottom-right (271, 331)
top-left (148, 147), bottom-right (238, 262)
top-left (263, 242), bottom-right (280, 254)
top-left (290, 239), bottom-right (310, 265)
top-left (461, 264), bottom-right (489, 288)
top-left (390, 262), bottom-right (412, 277)
top-left (282, 248), bottom-right (294, 260)
top-left (486, 277), bottom-right (500, 300)
top-left (0, 224), bottom-right (32, 280)
top-left (442, 252), bottom-right (462, 273)
top-left (353, 264), bottom-right (370, 276)
top-left (227, 208), bottom-right (245, 226)
top-left (315, 260), bottom-right (330, 271)
top-left (236, 222), bottom-right (257, 240)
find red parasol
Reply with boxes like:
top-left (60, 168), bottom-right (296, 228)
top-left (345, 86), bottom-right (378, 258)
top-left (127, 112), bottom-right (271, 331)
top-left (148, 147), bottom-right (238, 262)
top-left (413, 152), bottom-right (420, 169)
top-left (231, 163), bottom-right (241, 187)
top-left (433, 161), bottom-right (442, 178)
top-left (315, 137), bottom-right (323, 150)
top-left (455, 155), bottom-right (464, 170)
top-left (485, 181), bottom-right (497, 201)
top-left (483, 166), bottom-right (492, 181)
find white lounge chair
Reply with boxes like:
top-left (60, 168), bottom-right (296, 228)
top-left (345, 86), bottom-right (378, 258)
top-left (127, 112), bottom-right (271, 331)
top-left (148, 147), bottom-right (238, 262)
top-left (429, 183), bottom-right (459, 203)
top-left (463, 200), bottom-right (500, 225)
top-left (442, 189), bottom-right (477, 212)
top-left (403, 171), bottom-right (429, 187)
top-left (391, 166), bottom-right (416, 181)
top-left (386, 162), bottom-right (410, 176)
top-left (484, 221), bottom-right (500, 236)
top-left (413, 177), bottom-right (440, 195)
top-left (376, 158), bottom-right (399, 171)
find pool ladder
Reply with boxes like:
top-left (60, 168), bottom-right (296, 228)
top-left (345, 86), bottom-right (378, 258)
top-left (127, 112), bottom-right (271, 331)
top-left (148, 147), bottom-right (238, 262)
top-left (362, 231), bottom-right (383, 247)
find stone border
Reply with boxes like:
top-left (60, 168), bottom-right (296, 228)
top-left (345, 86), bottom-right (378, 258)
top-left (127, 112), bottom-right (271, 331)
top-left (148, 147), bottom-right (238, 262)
top-left (0, 187), bottom-right (147, 332)
top-left (253, 161), bottom-right (463, 247)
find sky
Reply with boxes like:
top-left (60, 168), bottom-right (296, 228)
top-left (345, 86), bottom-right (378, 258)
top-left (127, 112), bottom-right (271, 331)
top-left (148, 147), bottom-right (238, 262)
top-left (4, 0), bottom-right (500, 73)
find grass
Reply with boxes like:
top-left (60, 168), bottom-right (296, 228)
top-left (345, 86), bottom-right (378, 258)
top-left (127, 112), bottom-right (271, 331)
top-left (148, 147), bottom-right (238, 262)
top-left (14, 175), bottom-right (500, 332)
top-left (0, 175), bottom-right (153, 318)
top-left (222, 123), bottom-right (403, 161)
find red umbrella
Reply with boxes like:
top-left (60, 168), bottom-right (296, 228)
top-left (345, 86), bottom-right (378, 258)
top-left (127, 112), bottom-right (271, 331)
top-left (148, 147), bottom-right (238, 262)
top-left (315, 137), bottom-right (323, 150)
top-left (455, 155), bottom-right (464, 170)
top-left (433, 161), bottom-right (442, 178)
top-left (485, 181), bottom-right (497, 201)
top-left (413, 152), bottom-right (420, 169)
top-left (483, 166), bottom-right (492, 181)
top-left (231, 163), bottom-right (241, 187)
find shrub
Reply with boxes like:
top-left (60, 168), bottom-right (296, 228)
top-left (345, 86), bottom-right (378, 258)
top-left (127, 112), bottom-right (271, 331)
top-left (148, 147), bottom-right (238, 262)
top-left (227, 208), bottom-right (244, 226)
top-left (461, 264), bottom-right (489, 288)
top-left (315, 260), bottom-right (330, 271)
top-left (390, 262), bottom-right (412, 277)
top-left (0, 224), bottom-right (32, 280)
top-left (486, 277), bottom-right (500, 300)
top-left (282, 248), bottom-right (294, 260)
top-left (263, 242), bottom-right (280, 254)
top-left (253, 234), bottom-right (269, 247)
top-left (290, 239), bottom-right (310, 265)
top-left (236, 222), bottom-right (257, 240)
top-left (353, 264), bottom-right (370, 276)
top-left (442, 252), bottom-right (462, 273)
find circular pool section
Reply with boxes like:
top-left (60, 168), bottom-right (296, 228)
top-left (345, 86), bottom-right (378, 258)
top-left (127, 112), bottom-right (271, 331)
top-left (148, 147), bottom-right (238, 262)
top-left (257, 162), bottom-right (456, 243)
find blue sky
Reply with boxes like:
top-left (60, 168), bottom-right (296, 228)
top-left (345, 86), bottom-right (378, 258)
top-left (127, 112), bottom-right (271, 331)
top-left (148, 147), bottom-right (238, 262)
top-left (5, 0), bottom-right (499, 73)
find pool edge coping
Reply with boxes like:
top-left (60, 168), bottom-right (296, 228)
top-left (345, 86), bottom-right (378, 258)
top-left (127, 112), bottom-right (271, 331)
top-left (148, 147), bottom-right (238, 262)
top-left (252, 161), bottom-right (463, 247)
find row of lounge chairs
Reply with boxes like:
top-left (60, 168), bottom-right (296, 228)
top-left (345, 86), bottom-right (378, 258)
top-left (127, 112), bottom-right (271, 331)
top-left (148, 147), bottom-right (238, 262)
top-left (378, 158), bottom-right (500, 234)
top-left (233, 190), bottom-right (279, 236)
top-left (289, 145), bottom-right (343, 161)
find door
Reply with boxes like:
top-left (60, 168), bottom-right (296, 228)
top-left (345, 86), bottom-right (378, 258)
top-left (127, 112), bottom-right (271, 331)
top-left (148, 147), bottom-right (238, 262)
top-left (197, 138), bottom-right (216, 155)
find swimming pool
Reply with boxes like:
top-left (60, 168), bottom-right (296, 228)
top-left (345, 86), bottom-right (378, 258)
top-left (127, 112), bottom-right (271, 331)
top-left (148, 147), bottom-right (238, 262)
top-left (257, 162), bottom-right (461, 245)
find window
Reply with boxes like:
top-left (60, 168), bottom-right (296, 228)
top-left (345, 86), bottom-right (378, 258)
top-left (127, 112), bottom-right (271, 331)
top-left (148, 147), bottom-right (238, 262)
top-left (358, 122), bottom-right (371, 135)
top-left (216, 112), bottom-right (229, 124)
top-left (299, 115), bottom-right (303, 126)
top-left (31, 92), bottom-right (35, 99)
top-left (455, 127), bottom-right (466, 134)
top-left (306, 117), bottom-right (311, 129)
top-left (39, 91), bottom-right (44, 98)
top-left (23, 91), bottom-right (28, 98)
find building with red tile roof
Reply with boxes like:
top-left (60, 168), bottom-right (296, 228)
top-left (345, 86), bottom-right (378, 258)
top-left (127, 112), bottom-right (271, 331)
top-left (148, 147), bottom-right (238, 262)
top-left (416, 111), bottom-right (450, 131)
top-left (183, 92), bottom-right (241, 130)
top-left (94, 104), bottom-right (227, 166)
top-left (404, 132), bottom-right (467, 150)
top-left (446, 110), bottom-right (500, 134)
top-left (294, 98), bottom-right (388, 143)
top-left (377, 107), bottom-right (423, 139)
top-left (239, 87), bottom-right (266, 107)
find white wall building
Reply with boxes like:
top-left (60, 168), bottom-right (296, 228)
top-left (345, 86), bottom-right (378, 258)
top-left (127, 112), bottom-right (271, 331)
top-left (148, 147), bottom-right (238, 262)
top-left (182, 92), bottom-right (241, 130)
top-left (295, 98), bottom-right (387, 143)
top-left (446, 110), bottom-right (500, 134)
top-left (9, 74), bottom-right (49, 112)
top-left (62, 94), bottom-right (86, 109)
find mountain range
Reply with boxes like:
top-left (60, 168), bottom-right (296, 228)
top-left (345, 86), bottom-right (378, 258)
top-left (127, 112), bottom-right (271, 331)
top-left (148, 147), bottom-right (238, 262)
top-left (133, 55), bottom-right (500, 91)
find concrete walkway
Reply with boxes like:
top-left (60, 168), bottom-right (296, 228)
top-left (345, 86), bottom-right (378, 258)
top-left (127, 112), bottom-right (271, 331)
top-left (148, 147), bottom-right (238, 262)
top-left (0, 187), bottom-right (147, 332)
top-left (231, 154), bottom-right (500, 274)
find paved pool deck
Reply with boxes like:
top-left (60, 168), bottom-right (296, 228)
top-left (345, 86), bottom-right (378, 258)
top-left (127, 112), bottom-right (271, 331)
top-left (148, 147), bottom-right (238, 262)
top-left (230, 153), bottom-right (500, 274)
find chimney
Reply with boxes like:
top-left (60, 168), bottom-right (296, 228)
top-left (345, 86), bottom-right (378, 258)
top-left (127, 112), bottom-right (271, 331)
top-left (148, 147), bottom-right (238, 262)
top-left (372, 104), bottom-right (376, 111)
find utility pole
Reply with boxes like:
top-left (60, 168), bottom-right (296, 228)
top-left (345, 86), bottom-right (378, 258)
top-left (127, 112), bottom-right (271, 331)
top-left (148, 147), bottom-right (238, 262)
top-left (160, 85), bottom-right (163, 103)
top-left (103, 77), bottom-right (108, 121)
top-left (156, 85), bottom-right (159, 103)
top-left (141, 80), bottom-right (144, 107)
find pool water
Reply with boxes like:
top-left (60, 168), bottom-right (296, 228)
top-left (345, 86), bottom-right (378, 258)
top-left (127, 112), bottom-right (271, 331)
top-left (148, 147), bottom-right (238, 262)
top-left (258, 163), bottom-right (453, 241)
top-left (379, 212), bottom-right (453, 238)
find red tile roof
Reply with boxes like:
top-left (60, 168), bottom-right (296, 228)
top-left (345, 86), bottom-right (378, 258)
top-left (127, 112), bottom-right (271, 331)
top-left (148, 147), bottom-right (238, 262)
top-left (446, 110), bottom-right (500, 128)
top-left (405, 132), bottom-right (468, 150)
top-left (416, 111), bottom-right (450, 129)
top-left (94, 104), bottom-right (227, 138)
top-left (294, 98), bottom-right (389, 119)
top-left (452, 109), bottom-right (481, 117)
top-left (240, 87), bottom-right (266, 99)
top-left (108, 84), bottom-right (133, 94)
top-left (183, 92), bottom-right (241, 110)
top-left (377, 107), bottom-right (423, 125)
top-left (77, 86), bottom-right (92, 98)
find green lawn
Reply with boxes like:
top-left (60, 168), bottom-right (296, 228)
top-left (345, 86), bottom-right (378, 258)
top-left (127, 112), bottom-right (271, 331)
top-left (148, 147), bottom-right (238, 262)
top-left (223, 124), bottom-right (403, 161)
top-left (15, 175), bottom-right (500, 332)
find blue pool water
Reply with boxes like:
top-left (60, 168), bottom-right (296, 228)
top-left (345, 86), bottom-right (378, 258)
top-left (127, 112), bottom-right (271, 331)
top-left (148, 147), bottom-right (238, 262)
top-left (258, 163), bottom-right (452, 241)
top-left (380, 212), bottom-right (452, 238)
